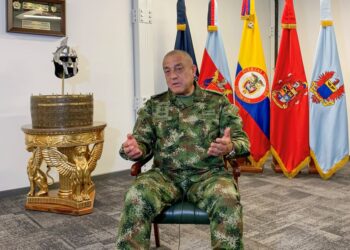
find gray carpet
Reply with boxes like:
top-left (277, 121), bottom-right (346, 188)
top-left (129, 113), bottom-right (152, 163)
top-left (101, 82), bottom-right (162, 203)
top-left (1, 162), bottom-right (350, 250)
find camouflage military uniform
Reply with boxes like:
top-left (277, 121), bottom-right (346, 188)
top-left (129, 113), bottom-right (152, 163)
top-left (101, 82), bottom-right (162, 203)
top-left (117, 84), bottom-right (249, 250)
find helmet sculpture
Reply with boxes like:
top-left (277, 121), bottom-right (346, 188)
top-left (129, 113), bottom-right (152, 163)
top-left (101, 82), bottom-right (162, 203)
top-left (53, 37), bottom-right (78, 79)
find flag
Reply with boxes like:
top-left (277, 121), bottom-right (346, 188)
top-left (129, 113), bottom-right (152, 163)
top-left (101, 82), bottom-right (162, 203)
top-left (175, 0), bottom-right (199, 77)
top-left (235, 0), bottom-right (270, 169)
top-left (270, 0), bottom-right (310, 178)
top-left (198, 0), bottom-right (233, 103)
top-left (309, 0), bottom-right (349, 179)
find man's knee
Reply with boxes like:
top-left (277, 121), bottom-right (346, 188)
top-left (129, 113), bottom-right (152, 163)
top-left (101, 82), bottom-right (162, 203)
top-left (202, 177), bottom-right (242, 226)
top-left (123, 183), bottom-right (159, 220)
top-left (208, 177), bottom-right (240, 206)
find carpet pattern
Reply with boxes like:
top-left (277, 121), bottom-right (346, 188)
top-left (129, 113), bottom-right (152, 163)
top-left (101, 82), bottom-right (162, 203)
top-left (1, 163), bottom-right (350, 250)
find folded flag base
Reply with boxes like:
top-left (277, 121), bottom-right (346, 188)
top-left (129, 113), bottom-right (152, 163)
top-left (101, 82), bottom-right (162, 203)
top-left (271, 157), bottom-right (319, 175)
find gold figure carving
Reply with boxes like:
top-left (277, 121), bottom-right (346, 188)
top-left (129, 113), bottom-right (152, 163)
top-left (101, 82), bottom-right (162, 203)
top-left (26, 147), bottom-right (49, 197)
top-left (42, 143), bottom-right (103, 202)
top-left (22, 122), bottom-right (106, 215)
top-left (79, 143), bottom-right (103, 200)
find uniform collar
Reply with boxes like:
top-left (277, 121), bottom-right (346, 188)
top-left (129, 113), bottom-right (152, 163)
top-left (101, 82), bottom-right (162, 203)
top-left (168, 81), bottom-right (204, 106)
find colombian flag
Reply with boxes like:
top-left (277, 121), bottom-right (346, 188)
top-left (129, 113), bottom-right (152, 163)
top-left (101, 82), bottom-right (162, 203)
top-left (270, 0), bottom-right (310, 178)
top-left (235, 0), bottom-right (270, 170)
top-left (309, 0), bottom-right (349, 179)
top-left (198, 0), bottom-right (233, 103)
top-left (175, 0), bottom-right (199, 77)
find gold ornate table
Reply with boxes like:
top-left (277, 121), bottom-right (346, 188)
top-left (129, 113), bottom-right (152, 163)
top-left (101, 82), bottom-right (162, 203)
top-left (21, 122), bottom-right (106, 215)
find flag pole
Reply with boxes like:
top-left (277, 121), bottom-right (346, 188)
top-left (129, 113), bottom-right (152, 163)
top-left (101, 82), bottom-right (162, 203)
top-left (61, 74), bottom-right (65, 95)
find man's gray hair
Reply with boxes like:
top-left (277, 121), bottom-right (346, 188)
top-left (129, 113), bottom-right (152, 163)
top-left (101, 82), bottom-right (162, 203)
top-left (163, 50), bottom-right (193, 65)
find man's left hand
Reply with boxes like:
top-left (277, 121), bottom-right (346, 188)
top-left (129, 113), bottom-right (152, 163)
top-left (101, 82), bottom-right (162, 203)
top-left (207, 127), bottom-right (234, 157)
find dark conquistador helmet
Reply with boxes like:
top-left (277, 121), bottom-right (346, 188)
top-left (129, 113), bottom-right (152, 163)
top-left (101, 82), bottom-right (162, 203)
top-left (53, 37), bottom-right (78, 79)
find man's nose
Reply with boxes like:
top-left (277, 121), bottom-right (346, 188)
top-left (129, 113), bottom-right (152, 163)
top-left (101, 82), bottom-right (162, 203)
top-left (169, 70), bottom-right (178, 79)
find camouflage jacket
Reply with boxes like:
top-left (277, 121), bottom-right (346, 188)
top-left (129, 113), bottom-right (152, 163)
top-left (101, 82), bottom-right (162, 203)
top-left (120, 84), bottom-right (249, 184)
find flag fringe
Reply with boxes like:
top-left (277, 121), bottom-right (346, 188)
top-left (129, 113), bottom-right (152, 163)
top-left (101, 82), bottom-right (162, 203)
top-left (248, 150), bottom-right (270, 169)
top-left (321, 20), bottom-right (333, 27)
top-left (271, 146), bottom-right (310, 178)
top-left (177, 24), bottom-right (187, 31)
top-left (281, 23), bottom-right (296, 29)
top-left (310, 150), bottom-right (349, 180)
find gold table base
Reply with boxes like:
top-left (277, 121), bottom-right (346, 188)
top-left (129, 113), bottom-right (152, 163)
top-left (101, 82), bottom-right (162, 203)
top-left (22, 122), bottom-right (106, 215)
top-left (25, 190), bottom-right (95, 216)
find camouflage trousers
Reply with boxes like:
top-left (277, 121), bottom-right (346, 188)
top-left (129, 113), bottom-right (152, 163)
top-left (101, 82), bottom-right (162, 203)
top-left (116, 168), bottom-right (243, 250)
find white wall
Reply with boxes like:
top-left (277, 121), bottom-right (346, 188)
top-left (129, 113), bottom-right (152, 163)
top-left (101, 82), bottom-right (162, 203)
top-left (0, 0), bottom-right (275, 192)
top-left (0, 0), bottom-right (134, 191)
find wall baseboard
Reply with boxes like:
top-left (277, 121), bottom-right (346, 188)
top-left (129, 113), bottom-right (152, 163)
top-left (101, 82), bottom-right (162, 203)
top-left (0, 170), bottom-right (130, 199)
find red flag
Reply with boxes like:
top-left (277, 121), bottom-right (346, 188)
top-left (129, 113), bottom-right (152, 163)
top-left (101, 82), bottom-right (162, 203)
top-left (270, 0), bottom-right (310, 178)
top-left (198, 0), bottom-right (233, 103)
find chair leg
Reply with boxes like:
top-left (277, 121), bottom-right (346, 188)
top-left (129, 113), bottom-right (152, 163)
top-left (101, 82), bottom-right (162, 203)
top-left (153, 223), bottom-right (160, 247)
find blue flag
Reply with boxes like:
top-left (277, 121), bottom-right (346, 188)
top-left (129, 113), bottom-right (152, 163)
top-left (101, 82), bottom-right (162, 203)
top-left (309, 0), bottom-right (349, 179)
top-left (175, 0), bottom-right (199, 77)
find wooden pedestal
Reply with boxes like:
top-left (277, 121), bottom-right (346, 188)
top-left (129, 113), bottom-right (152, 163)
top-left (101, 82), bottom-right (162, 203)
top-left (238, 157), bottom-right (264, 173)
top-left (271, 157), bottom-right (283, 173)
top-left (308, 159), bottom-right (319, 174)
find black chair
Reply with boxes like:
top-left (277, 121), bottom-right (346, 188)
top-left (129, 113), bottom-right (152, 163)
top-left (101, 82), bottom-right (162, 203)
top-left (130, 152), bottom-right (249, 247)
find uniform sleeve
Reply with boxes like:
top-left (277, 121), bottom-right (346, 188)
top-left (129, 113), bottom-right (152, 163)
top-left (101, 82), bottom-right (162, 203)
top-left (219, 98), bottom-right (250, 156)
top-left (119, 99), bottom-right (155, 161)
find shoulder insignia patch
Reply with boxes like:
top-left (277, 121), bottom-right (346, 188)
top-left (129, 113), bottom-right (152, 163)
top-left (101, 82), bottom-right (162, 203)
top-left (151, 91), bottom-right (168, 100)
top-left (202, 88), bottom-right (224, 96)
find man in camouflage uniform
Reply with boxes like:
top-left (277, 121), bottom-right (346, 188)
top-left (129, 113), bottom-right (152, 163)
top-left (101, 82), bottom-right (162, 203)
top-left (116, 50), bottom-right (249, 250)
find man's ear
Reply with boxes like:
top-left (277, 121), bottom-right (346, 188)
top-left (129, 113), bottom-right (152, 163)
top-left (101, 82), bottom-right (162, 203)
top-left (192, 64), bottom-right (197, 76)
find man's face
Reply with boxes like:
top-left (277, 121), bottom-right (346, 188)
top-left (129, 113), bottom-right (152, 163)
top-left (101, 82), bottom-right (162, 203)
top-left (162, 53), bottom-right (196, 96)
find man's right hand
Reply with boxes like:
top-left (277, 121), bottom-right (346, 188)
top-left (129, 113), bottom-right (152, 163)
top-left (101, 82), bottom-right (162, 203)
top-left (122, 134), bottom-right (143, 160)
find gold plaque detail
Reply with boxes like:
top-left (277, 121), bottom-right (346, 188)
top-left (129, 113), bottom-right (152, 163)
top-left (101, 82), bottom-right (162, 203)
top-left (25, 131), bottom-right (104, 147)
top-left (13, 1), bottom-right (21, 10)
top-left (22, 20), bottom-right (50, 30)
top-left (23, 2), bottom-right (49, 12)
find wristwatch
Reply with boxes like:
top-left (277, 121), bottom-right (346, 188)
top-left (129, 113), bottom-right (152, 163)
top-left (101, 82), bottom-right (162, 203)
top-left (224, 145), bottom-right (236, 160)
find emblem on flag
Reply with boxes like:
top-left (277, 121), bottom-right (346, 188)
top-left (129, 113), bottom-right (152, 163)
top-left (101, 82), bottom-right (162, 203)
top-left (203, 70), bottom-right (232, 98)
top-left (235, 67), bottom-right (268, 104)
top-left (310, 71), bottom-right (344, 106)
top-left (272, 73), bottom-right (307, 109)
